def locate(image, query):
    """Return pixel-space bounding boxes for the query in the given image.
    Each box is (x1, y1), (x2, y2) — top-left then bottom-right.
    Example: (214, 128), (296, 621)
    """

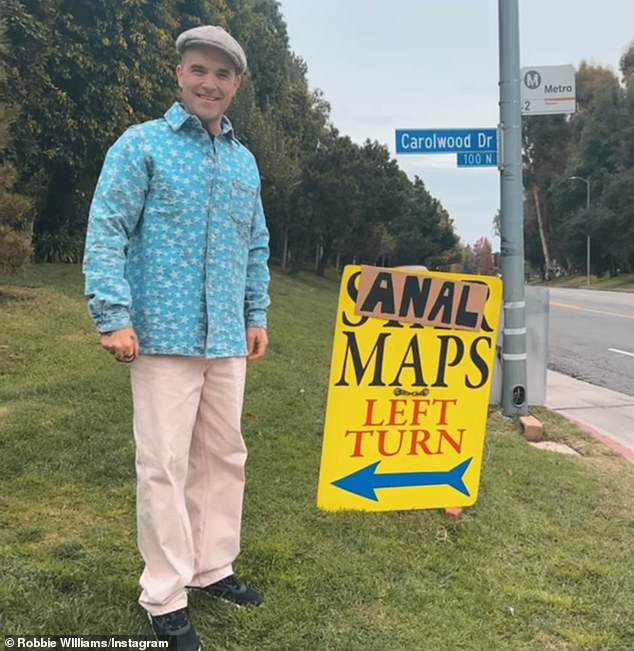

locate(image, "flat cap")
(175, 25), (247, 74)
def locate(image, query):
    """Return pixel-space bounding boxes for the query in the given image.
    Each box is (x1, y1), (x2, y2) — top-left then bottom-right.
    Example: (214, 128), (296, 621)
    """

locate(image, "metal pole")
(586, 180), (591, 288)
(499, 0), (528, 415)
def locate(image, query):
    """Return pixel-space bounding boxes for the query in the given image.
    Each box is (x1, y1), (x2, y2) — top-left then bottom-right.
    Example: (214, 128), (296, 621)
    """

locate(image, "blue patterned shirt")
(83, 102), (270, 358)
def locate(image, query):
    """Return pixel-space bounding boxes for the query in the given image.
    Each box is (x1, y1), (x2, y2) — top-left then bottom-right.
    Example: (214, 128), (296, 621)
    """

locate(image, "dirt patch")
(0, 288), (36, 305)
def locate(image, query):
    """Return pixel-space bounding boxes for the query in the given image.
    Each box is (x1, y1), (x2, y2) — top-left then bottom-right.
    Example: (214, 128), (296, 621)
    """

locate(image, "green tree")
(0, 15), (32, 270)
(390, 177), (459, 269)
(462, 244), (476, 274)
(619, 41), (634, 86)
(522, 113), (571, 277)
(4, 0), (189, 256)
(346, 140), (411, 265)
(298, 129), (363, 275)
(521, 59), (634, 278)
(2, 0), (462, 274)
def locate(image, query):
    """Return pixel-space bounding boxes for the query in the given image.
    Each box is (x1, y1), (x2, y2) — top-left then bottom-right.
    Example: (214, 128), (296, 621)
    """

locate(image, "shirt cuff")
(96, 308), (132, 334)
(246, 310), (267, 329)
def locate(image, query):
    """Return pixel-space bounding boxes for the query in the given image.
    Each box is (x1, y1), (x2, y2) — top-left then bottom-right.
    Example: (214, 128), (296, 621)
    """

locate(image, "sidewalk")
(546, 370), (634, 462)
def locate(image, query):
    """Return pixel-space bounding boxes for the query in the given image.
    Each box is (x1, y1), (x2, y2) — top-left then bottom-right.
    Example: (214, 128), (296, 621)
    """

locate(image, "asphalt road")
(549, 287), (634, 396)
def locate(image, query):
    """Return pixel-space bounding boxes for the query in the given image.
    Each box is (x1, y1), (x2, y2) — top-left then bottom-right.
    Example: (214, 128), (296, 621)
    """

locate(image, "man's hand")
(247, 327), (268, 361)
(100, 327), (139, 363)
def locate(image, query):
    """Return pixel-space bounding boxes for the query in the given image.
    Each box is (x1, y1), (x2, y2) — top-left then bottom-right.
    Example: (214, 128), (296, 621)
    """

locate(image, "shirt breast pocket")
(229, 179), (257, 240)
(147, 179), (188, 217)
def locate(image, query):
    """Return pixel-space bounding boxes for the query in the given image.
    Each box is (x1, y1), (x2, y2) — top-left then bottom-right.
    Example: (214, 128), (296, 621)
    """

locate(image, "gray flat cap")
(176, 25), (247, 74)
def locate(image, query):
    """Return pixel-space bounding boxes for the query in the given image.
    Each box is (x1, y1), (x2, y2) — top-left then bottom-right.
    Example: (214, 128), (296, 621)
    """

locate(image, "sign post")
(498, 0), (528, 415)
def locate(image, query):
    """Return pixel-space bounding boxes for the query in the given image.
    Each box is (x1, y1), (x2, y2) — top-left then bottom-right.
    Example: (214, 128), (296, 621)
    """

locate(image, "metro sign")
(521, 64), (576, 116)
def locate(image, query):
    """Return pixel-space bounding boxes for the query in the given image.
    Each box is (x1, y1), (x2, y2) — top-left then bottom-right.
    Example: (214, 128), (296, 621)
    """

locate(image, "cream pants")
(130, 355), (248, 615)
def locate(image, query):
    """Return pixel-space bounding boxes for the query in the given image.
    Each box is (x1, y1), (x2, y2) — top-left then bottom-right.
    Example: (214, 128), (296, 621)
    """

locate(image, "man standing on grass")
(83, 25), (270, 651)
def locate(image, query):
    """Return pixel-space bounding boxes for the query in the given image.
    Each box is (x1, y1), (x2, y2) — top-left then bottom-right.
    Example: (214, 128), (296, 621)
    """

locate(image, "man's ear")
(176, 64), (184, 89)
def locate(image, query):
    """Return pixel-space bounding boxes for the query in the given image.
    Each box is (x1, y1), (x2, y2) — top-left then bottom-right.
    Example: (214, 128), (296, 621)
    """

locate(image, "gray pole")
(586, 180), (591, 288)
(499, 0), (528, 415)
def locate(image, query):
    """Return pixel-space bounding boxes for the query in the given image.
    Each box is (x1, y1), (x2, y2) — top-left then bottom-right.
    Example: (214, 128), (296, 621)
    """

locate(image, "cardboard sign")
(317, 265), (502, 512)
(356, 265), (488, 331)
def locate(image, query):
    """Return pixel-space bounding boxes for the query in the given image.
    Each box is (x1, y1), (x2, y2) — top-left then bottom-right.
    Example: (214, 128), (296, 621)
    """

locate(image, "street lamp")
(568, 176), (591, 288)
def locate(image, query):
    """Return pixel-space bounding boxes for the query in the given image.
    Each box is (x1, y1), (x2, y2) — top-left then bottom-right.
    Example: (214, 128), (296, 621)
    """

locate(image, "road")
(549, 287), (634, 396)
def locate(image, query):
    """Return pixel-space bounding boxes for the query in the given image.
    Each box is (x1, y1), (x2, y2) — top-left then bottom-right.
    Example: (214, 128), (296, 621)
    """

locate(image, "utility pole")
(498, 0), (528, 415)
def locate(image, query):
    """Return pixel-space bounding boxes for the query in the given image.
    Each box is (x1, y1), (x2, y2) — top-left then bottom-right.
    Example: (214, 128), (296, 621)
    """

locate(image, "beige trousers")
(130, 354), (248, 616)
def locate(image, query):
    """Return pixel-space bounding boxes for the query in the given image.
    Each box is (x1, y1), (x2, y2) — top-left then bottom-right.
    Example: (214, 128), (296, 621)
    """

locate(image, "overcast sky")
(277, 0), (634, 248)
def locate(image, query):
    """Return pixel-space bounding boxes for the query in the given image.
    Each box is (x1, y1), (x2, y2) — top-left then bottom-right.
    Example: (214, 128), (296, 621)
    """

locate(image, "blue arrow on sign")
(331, 458), (473, 502)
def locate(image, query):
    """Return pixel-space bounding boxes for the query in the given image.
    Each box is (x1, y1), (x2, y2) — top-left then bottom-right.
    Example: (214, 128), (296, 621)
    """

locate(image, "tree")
(522, 113), (571, 277)
(343, 140), (410, 266)
(619, 41), (634, 86)
(0, 15), (32, 270)
(472, 237), (495, 275)
(390, 177), (459, 269)
(462, 244), (476, 274)
(1, 0), (462, 274)
(521, 58), (634, 278)
(299, 130), (363, 275)
(3, 0), (188, 256)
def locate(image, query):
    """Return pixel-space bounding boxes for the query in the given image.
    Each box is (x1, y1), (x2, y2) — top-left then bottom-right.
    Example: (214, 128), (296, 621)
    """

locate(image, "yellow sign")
(317, 265), (502, 512)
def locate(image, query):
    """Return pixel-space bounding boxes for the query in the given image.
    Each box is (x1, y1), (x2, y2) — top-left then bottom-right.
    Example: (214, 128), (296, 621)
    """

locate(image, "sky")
(277, 0), (634, 248)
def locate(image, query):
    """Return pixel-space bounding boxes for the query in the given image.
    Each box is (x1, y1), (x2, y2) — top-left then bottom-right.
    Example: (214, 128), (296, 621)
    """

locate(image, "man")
(83, 25), (270, 651)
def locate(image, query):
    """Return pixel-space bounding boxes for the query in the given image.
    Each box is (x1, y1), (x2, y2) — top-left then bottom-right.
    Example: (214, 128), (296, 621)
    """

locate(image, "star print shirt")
(83, 102), (270, 358)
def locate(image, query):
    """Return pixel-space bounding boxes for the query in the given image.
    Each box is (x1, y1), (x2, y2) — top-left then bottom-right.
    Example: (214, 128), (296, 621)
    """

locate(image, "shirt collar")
(164, 102), (236, 140)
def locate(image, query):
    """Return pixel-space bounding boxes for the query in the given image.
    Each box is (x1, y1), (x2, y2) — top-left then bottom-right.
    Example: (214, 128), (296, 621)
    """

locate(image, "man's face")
(176, 47), (242, 134)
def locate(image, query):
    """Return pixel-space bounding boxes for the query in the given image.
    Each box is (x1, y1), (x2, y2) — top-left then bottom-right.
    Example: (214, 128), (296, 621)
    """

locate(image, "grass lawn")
(533, 272), (634, 291)
(1, 264), (633, 651)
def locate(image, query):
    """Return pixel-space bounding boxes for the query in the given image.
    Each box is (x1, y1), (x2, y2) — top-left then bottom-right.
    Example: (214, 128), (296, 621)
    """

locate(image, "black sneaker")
(192, 574), (263, 607)
(148, 607), (201, 651)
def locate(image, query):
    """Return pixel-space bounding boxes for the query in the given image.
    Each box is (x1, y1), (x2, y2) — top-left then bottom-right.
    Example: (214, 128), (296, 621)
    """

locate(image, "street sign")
(396, 128), (497, 155)
(521, 65), (576, 116)
(317, 265), (502, 512)
(457, 151), (497, 167)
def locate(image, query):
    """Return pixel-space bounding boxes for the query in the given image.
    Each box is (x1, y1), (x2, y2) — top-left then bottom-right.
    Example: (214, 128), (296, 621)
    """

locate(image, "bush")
(0, 225), (32, 271)
(35, 231), (84, 263)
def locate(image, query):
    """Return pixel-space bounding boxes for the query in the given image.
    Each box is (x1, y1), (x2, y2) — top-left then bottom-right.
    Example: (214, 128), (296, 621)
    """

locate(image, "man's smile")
(195, 92), (221, 103)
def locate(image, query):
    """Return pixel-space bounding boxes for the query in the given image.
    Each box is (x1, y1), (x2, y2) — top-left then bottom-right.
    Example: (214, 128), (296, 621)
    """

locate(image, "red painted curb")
(558, 413), (634, 463)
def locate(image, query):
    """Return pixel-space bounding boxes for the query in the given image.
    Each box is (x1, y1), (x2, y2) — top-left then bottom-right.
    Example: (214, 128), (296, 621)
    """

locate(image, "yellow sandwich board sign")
(317, 265), (502, 512)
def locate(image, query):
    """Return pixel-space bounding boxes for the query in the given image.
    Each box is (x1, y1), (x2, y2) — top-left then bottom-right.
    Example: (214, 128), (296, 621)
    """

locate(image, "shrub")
(0, 225), (32, 271)
(34, 231), (84, 264)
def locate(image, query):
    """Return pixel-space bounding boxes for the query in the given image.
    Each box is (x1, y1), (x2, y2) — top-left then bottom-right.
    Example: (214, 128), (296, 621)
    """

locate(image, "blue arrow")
(331, 458), (473, 502)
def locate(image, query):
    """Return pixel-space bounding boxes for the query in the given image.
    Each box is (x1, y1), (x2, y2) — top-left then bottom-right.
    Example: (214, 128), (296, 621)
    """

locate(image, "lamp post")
(568, 176), (591, 288)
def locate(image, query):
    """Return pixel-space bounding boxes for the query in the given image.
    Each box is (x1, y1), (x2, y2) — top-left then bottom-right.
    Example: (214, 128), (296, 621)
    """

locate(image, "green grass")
(533, 272), (634, 291)
(1, 264), (634, 650)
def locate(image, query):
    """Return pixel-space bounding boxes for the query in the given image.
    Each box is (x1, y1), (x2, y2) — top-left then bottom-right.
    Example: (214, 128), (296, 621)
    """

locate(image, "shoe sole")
(146, 612), (203, 650)
(186, 586), (262, 608)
